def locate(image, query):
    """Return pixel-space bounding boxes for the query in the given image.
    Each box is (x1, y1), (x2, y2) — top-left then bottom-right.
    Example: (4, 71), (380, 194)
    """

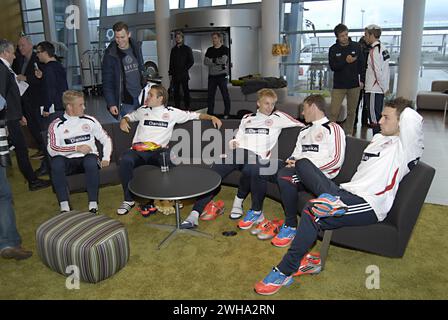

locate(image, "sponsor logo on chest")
(143, 120), (169, 128)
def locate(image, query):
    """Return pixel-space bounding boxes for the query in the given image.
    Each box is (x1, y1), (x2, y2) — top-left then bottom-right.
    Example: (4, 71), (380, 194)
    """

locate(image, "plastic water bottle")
(160, 150), (169, 173)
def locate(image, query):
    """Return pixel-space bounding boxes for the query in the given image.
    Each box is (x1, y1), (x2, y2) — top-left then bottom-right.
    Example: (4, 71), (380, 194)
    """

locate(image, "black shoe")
(34, 166), (49, 177)
(29, 178), (51, 191)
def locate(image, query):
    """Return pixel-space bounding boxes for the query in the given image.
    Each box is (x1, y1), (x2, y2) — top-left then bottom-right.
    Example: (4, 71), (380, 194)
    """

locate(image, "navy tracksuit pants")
(276, 158), (378, 276)
(51, 154), (99, 203)
(192, 149), (275, 213)
(119, 148), (172, 202)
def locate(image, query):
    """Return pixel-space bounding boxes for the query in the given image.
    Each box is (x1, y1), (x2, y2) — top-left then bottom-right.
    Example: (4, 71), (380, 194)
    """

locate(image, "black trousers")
(119, 148), (173, 202)
(6, 119), (37, 183)
(172, 77), (191, 110)
(22, 102), (44, 152)
(207, 75), (231, 116)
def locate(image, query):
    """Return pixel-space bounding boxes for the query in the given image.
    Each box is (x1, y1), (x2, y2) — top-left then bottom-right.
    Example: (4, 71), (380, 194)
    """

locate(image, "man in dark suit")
(0, 39), (50, 191)
(169, 31), (194, 110)
(12, 36), (46, 161)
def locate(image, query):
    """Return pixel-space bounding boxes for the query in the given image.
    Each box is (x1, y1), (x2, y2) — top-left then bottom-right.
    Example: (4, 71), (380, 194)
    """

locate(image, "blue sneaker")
(271, 224), (296, 247)
(309, 193), (348, 218)
(254, 267), (294, 295)
(237, 210), (264, 230)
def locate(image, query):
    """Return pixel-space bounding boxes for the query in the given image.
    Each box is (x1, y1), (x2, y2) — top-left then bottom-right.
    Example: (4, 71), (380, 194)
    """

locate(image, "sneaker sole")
(200, 207), (225, 221)
(271, 239), (294, 248)
(254, 279), (294, 295)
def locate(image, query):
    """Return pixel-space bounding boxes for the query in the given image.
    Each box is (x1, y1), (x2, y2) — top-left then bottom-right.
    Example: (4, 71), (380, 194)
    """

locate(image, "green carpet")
(1, 157), (447, 300)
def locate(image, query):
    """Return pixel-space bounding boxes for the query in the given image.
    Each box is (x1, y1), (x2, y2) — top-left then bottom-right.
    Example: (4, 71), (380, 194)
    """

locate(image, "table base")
(146, 200), (213, 249)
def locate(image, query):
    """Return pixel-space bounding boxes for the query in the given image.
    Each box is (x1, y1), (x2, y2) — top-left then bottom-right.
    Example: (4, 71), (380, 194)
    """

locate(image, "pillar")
(396, 0), (426, 102)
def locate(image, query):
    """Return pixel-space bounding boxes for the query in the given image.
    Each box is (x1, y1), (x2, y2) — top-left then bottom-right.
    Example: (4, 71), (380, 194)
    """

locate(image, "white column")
(155, 0), (171, 88)
(73, 0), (93, 88)
(261, 0), (280, 77)
(40, 0), (57, 42)
(396, 0), (426, 101)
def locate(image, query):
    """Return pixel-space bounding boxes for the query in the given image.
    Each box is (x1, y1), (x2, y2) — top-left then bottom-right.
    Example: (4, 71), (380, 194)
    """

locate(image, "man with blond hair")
(117, 84), (222, 215)
(47, 90), (112, 213)
(181, 88), (304, 229)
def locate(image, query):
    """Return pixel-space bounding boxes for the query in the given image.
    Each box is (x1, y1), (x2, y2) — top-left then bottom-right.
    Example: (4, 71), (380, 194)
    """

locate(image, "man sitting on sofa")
(117, 84), (222, 215)
(180, 88), (304, 229)
(254, 97), (424, 295)
(47, 90), (112, 213)
(248, 94), (346, 243)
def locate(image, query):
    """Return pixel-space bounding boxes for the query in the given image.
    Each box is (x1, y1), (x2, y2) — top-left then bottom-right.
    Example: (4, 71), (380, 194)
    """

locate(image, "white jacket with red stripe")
(232, 110), (304, 159)
(365, 40), (390, 94)
(340, 108), (424, 221)
(47, 113), (112, 161)
(290, 117), (346, 179)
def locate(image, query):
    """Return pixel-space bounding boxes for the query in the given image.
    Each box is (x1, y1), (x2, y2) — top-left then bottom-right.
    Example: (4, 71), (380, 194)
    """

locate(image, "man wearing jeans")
(204, 32), (231, 118)
(255, 98), (424, 295)
(328, 24), (365, 136)
(0, 89), (33, 260)
(102, 21), (145, 118)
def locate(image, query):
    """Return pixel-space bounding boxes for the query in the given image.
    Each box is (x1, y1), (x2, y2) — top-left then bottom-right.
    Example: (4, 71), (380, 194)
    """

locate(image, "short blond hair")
(63, 90), (84, 109)
(257, 88), (278, 102)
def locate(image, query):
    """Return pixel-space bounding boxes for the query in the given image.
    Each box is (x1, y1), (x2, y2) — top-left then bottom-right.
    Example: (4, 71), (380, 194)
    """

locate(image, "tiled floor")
(84, 95), (447, 205)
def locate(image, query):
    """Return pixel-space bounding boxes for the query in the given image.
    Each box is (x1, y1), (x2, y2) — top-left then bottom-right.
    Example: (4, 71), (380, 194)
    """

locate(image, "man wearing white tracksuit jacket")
(364, 24), (390, 135)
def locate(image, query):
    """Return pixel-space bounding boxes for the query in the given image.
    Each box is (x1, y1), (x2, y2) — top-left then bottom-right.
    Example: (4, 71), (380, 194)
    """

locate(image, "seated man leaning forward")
(248, 94), (346, 242)
(117, 84), (222, 215)
(254, 97), (424, 295)
(180, 88), (304, 229)
(47, 90), (112, 214)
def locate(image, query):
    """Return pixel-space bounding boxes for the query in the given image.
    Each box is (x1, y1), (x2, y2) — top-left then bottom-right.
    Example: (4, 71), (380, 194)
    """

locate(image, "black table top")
(128, 165), (222, 201)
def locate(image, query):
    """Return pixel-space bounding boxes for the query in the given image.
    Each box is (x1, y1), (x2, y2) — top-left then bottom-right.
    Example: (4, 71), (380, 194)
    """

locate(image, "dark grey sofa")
(65, 119), (435, 259)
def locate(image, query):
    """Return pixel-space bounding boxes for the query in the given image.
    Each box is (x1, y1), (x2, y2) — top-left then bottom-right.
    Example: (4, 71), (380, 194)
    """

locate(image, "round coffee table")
(128, 165), (221, 249)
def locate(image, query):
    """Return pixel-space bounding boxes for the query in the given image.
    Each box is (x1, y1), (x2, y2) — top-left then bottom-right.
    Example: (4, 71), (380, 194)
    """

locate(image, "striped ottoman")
(36, 212), (130, 283)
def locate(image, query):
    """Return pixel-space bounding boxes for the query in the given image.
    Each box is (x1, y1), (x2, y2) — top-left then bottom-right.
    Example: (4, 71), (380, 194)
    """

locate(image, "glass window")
(184, 0), (198, 8)
(143, 0), (155, 11)
(23, 0), (41, 10)
(300, 0), (343, 31)
(86, 0), (101, 18)
(26, 21), (44, 34)
(231, 0), (260, 4)
(345, 0), (404, 29)
(23, 10), (42, 22)
(212, 0), (226, 5)
(424, 0), (448, 27)
(89, 20), (100, 42)
(170, 0), (179, 9)
(107, 0), (124, 16)
(29, 33), (45, 45)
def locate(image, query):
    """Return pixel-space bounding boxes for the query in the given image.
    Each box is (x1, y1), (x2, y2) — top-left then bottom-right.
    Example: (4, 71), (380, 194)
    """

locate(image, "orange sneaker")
(293, 252), (322, 276)
(200, 200), (225, 221)
(250, 218), (270, 235)
(257, 219), (284, 240)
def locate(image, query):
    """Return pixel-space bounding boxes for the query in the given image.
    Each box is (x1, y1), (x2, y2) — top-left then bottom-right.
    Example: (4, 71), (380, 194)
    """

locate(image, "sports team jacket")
(364, 40), (390, 94)
(232, 110), (304, 159)
(289, 117), (346, 179)
(47, 113), (112, 161)
(340, 108), (424, 221)
(124, 105), (200, 147)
